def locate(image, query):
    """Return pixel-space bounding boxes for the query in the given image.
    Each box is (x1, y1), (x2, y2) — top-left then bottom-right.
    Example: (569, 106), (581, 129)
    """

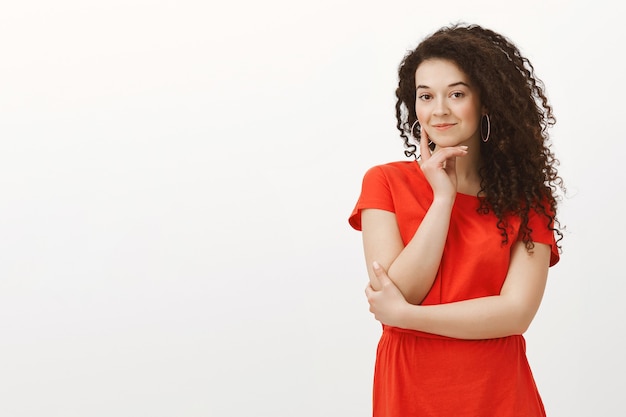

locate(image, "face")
(414, 58), (484, 149)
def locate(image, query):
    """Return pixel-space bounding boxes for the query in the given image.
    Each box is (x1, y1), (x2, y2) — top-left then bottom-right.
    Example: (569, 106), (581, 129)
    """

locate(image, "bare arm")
(365, 241), (551, 340)
(362, 199), (453, 305)
(362, 136), (468, 305)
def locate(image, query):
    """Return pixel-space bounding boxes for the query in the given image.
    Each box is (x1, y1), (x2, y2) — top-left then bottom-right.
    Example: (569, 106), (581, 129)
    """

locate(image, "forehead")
(415, 58), (469, 87)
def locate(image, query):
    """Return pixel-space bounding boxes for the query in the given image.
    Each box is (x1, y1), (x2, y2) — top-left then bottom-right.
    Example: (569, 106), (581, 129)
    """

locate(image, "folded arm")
(365, 241), (551, 340)
(362, 198), (453, 305)
(361, 143), (468, 305)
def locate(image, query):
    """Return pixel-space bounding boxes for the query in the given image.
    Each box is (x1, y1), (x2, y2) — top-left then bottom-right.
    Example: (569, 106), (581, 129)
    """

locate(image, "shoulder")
(362, 161), (419, 183)
(350, 161), (422, 231)
(368, 160), (416, 173)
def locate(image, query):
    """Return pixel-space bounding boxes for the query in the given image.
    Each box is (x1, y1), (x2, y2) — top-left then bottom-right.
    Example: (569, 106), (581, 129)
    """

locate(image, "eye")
(450, 91), (465, 98)
(417, 93), (432, 101)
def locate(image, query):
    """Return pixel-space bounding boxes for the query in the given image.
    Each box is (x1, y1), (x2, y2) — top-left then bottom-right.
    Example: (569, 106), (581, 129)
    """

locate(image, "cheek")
(415, 107), (428, 123)
(460, 105), (481, 129)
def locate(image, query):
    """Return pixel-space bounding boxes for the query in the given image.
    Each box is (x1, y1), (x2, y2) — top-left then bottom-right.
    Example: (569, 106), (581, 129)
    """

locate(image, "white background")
(0, 0), (623, 416)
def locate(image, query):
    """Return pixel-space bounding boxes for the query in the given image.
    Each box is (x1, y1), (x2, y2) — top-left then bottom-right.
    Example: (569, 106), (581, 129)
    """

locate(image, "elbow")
(389, 276), (429, 305)
(512, 321), (531, 336)
(497, 289), (543, 336)
(508, 307), (538, 335)
(403, 289), (428, 306)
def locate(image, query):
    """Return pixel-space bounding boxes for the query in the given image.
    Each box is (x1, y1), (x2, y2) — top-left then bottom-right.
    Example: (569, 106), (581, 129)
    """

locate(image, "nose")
(432, 97), (449, 116)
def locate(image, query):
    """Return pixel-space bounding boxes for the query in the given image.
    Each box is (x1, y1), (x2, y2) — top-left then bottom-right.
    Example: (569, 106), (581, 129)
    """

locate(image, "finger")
(372, 261), (390, 284)
(444, 152), (456, 175)
(425, 146), (468, 165)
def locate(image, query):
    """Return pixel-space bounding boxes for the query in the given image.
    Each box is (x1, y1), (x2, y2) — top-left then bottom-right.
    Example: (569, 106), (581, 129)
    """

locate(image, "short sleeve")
(348, 166), (395, 231)
(520, 202), (561, 267)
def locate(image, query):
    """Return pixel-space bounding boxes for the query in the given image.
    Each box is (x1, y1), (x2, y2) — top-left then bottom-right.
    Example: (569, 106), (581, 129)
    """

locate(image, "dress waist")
(382, 324), (523, 342)
(383, 324), (453, 340)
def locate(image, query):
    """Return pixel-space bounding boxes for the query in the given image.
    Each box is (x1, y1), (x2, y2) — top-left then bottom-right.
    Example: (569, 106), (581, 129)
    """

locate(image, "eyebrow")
(416, 81), (470, 89)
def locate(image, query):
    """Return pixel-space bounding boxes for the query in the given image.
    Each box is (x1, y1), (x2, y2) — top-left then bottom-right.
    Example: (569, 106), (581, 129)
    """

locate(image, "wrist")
(431, 195), (455, 209)
(397, 303), (417, 330)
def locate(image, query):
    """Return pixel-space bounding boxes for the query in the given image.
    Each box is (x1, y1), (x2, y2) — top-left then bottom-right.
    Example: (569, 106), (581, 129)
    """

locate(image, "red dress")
(349, 161), (559, 417)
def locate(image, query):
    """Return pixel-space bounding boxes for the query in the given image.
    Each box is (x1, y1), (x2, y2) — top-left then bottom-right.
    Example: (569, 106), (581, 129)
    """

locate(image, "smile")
(432, 123), (456, 130)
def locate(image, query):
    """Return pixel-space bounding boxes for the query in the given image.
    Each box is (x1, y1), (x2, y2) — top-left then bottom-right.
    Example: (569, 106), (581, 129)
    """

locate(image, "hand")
(365, 261), (410, 328)
(419, 129), (468, 200)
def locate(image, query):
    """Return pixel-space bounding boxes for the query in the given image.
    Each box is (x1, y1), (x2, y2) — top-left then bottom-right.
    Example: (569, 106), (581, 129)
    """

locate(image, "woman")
(348, 23), (564, 416)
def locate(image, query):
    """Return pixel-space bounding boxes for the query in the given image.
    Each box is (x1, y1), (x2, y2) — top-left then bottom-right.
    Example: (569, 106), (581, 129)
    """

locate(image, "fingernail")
(460, 145), (468, 150)
(373, 261), (380, 269)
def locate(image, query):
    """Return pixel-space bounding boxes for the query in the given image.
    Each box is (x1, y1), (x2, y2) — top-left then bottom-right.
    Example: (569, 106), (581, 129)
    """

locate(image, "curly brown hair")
(395, 23), (564, 252)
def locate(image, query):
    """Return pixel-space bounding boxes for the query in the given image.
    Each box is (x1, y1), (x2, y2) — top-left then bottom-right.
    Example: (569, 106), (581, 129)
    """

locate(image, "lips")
(432, 123), (456, 130)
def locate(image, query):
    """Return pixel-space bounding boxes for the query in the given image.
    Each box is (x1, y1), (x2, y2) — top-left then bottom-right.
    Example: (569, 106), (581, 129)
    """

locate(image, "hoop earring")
(410, 120), (432, 146)
(410, 120), (421, 140)
(481, 114), (491, 143)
